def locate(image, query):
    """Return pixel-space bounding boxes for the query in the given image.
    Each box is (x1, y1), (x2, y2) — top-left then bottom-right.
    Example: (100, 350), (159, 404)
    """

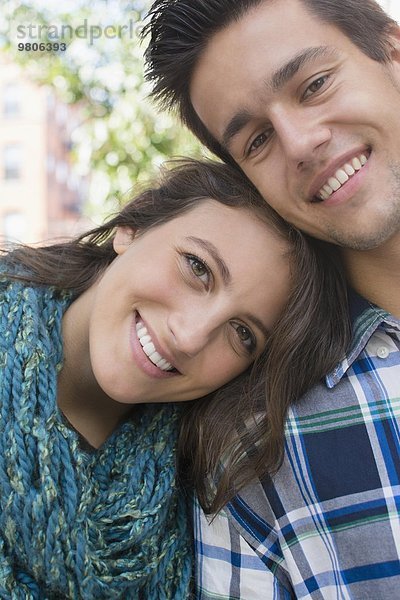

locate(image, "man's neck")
(342, 235), (400, 319)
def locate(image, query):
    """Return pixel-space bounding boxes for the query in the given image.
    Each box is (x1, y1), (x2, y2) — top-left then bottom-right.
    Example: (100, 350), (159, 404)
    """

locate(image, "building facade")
(0, 58), (87, 244)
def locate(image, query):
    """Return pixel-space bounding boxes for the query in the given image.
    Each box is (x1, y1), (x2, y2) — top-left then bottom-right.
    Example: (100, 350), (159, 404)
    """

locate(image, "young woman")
(0, 159), (349, 598)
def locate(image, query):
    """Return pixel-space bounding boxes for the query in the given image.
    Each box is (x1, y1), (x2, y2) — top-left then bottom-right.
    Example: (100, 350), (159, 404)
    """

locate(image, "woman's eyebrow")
(186, 236), (231, 285)
(243, 313), (270, 340)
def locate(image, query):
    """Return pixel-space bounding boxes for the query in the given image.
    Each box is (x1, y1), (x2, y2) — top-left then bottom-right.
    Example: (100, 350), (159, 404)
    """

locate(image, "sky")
(379, 0), (400, 22)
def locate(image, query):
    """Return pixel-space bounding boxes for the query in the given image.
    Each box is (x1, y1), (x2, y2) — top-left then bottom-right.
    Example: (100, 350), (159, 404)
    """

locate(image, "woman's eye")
(186, 255), (211, 286)
(231, 322), (256, 353)
(303, 75), (328, 99)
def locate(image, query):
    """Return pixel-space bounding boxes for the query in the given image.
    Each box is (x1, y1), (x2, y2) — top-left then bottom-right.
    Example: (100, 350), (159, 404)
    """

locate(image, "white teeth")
(153, 355), (164, 366)
(328, 177), (341, 191)
(316, 153), (369, 200)
(336, 169), (349, 184)
(344, 163), (355, 176)
(142, 342), (155, 356)
(137, 326), (147, 338)
(135, 320), (174, 371)
(149, 352), (170, 369)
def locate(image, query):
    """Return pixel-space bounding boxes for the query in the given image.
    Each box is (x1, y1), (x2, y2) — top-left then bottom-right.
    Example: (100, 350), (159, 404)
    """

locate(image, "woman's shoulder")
(0, 257), (71, 310)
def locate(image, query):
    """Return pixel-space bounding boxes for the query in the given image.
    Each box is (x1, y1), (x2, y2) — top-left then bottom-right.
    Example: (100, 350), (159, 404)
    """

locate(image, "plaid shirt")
(195, 292), (400, 599)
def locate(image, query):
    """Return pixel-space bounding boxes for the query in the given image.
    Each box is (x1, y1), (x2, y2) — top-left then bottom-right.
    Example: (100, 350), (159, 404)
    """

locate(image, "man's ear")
(113, 226), (136, 255)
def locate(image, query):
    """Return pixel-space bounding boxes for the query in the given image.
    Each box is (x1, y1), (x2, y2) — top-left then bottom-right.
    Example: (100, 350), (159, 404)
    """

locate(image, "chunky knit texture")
(0, 275), (193, 599)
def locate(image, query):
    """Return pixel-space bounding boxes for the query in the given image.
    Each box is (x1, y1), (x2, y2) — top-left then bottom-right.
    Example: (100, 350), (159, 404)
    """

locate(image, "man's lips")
(309, 148), (370, 202)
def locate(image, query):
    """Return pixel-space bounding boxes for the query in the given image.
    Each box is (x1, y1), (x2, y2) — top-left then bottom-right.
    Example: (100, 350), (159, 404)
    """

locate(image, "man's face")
(190, 0), (400, 249)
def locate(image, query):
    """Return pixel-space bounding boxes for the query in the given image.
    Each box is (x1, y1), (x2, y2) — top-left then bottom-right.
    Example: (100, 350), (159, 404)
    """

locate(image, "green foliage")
(3, 0), (204, 211)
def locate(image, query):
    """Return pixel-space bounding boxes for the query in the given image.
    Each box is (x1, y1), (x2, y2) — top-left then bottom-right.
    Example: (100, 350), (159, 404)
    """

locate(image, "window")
(3, 84), (20, 117)
(4, 144), (21, 180)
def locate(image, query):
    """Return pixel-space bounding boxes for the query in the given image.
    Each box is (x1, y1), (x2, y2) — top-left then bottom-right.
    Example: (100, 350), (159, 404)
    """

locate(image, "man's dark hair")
(142, 0), (396, 162)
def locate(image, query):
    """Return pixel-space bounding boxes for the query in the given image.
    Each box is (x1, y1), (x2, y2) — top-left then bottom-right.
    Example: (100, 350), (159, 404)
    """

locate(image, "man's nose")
(272, 106), (331, 168)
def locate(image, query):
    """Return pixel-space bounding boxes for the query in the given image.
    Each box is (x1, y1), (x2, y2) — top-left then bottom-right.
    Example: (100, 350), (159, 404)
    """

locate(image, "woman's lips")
(136, 320), (175, 371)
(130, 313), (179, 379)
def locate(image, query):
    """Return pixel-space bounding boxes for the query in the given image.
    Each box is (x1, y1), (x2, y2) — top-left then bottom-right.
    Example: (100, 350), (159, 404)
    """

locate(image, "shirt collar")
(326, 288), (393, 388)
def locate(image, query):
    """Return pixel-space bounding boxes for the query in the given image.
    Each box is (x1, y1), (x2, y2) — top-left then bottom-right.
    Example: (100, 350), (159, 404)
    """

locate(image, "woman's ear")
(388, 24), (400, 64)
(113, 226), (136, 255)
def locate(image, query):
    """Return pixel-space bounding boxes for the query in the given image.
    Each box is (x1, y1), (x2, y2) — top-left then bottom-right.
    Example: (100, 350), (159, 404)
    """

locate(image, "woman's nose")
(168, 304), (227, 357)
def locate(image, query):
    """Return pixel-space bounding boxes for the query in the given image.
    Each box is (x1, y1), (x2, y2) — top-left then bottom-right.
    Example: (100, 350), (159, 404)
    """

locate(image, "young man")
(143, 1), (400, 597)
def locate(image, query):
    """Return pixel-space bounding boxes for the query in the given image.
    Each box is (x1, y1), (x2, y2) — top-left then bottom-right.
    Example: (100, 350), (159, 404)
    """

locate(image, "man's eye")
(303, 75), (328, 99)
(231, 322), (256, 353)
(248, 131), (270, 155)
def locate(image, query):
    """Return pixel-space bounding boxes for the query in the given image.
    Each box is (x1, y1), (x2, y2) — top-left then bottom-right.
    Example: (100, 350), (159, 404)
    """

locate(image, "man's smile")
(314, 153), (369, 201)
(309, 148), (371, 203)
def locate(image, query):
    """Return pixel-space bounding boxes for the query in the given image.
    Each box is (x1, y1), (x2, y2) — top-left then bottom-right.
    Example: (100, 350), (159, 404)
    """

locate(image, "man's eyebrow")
(222, 110), (252, 151)
(270, 45), (337, 92)
(186, 236), (231, 285)
(221, 46), (337, 151)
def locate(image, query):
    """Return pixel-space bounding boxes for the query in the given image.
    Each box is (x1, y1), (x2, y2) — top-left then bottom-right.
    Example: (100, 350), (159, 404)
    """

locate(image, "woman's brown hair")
(2, 159), (351, 513)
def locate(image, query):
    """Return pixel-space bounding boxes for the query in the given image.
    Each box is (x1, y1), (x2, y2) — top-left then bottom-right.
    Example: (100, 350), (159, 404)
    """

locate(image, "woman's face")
(89, 199), (291, 404)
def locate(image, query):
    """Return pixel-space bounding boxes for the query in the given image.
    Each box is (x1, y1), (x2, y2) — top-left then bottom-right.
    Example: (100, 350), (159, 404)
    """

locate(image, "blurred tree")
(2, 0), (204, 213)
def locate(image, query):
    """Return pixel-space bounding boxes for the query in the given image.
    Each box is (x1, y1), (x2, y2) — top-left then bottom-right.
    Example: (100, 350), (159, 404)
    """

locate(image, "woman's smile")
(131, 311), (180, 379)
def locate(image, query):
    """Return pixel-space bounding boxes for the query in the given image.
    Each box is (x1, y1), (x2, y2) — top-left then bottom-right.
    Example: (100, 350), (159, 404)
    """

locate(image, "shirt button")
(377, 346), (389, 359)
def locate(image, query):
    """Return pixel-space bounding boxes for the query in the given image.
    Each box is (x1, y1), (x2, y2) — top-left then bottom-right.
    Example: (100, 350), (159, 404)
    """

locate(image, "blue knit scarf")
(0, 276), (193, 598)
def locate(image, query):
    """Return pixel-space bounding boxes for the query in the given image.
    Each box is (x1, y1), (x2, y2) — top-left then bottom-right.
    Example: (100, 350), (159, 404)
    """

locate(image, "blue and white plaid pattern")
(195, 293), (400, 599)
